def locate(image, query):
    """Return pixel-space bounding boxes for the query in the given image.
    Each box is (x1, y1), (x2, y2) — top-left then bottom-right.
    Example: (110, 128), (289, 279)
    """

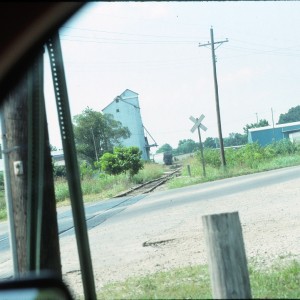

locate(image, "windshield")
(1, 2), (300, 300)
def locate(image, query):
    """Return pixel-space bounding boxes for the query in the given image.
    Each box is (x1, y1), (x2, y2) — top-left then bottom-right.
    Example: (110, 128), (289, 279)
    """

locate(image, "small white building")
(102, 89), (157, 160)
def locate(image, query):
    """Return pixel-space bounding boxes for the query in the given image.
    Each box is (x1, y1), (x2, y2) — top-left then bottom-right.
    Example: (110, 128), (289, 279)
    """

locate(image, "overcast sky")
(44, 1), (300, 150)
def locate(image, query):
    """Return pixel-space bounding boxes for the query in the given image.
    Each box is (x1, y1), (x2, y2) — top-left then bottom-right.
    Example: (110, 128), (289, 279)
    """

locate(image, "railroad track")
(115, 166), (181, 197)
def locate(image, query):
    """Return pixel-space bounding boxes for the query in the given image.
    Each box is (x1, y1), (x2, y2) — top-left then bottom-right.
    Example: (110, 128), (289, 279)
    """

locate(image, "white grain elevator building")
(102, 89), (156, 160)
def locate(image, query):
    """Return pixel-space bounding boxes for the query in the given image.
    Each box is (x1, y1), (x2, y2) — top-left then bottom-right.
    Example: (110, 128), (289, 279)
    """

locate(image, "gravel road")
(62, 166), (300, 298)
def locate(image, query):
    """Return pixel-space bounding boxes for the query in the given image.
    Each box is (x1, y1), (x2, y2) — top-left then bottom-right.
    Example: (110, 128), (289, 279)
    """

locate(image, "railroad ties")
(115, 167), (181, 197)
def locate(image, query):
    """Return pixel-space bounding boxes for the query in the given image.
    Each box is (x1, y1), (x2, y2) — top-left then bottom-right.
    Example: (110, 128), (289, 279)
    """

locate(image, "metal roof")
(248, 121), (300, 132)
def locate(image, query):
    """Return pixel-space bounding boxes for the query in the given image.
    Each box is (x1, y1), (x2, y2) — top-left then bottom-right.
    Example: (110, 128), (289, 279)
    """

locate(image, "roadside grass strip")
(96, 258), (300, 299)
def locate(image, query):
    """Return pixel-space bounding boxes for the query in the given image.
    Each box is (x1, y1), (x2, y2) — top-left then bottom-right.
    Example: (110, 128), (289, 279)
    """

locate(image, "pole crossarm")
(199, 38), (228, 48)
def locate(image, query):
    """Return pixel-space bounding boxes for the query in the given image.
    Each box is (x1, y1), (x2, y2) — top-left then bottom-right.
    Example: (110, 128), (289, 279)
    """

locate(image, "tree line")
(156, 105), (300, 156)
(52, 107), (144, 178)
(52, 104), (300, 173)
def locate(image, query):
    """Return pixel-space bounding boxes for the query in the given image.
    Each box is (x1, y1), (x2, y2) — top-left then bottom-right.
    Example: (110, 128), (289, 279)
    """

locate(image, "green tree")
(156, 143), (173, 154)
(115, 146), (144, 177)
(223, 133), (248, 147)
(52, 164), (67, 179)
(277, 105), (300, 124)
(204, 137), (218, 148)
(97, 152), (122, 176)
(176, 139), (198, 154)
(73, 107), (131, 165)
(243, 119), (269, 135)
(97, 146), (143, 177)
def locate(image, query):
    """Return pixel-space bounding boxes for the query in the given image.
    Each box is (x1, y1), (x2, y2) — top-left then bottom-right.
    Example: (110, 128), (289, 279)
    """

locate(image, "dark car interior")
(0, 3), (87, 299)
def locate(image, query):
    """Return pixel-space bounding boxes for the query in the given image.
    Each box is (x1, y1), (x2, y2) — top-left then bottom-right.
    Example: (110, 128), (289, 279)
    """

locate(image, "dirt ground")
(62, 168), (300, 298)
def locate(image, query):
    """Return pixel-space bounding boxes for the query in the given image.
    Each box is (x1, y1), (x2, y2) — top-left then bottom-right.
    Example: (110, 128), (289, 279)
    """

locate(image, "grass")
(0, 164), (167, 216)
(54, 174), (131, 205)
(97, 265), (210, 300)
(1, 153), (300, 215)
(249, 257), (300, 299)
(0, 191), (6, 220)
(95, 258), (300, 299)
(54, 162), (168, 207)
(167, 154), (300, 190)
(0, 154), (299, 298)
(131, 162), (166, 184)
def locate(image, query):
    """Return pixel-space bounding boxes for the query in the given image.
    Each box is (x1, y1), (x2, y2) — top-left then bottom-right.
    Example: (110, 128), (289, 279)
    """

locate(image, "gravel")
(61, 167), (300, 298)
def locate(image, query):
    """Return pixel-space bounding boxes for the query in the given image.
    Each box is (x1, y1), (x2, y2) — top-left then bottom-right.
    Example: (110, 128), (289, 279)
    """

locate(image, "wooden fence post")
(187, 164), (191, 177)
(202, 211), (252, 299)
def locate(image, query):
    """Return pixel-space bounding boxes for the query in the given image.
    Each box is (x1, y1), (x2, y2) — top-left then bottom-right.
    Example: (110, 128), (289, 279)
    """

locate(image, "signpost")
(190, 114), (207, 177)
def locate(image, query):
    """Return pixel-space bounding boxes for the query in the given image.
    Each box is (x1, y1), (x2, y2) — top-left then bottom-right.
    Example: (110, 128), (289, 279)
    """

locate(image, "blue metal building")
(248, 121), (300, 146)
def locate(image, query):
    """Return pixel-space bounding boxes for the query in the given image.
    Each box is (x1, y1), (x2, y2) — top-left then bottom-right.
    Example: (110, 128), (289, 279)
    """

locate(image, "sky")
(43, 1), (300, 151)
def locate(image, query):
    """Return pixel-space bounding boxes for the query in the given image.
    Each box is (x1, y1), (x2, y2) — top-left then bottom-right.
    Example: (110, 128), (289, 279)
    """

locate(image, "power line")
(60, 27), (300, 57)
(61, 25), (204, 40)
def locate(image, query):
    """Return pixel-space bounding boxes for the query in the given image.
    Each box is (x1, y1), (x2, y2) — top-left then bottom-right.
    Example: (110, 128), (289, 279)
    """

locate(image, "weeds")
(54, 162), (165, 206)
(1, 139), (300, 215)
(96, 258), (300, 299)
(168, 140), (300, 189)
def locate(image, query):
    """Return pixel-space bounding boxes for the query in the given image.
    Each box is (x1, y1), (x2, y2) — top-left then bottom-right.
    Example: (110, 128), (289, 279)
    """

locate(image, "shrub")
(98, 152), (123, 176)
(0, 171), (4, 190)
(270, 139), (297, 155)
(80, 161), (95, 179)
(198, 149), (221, 168)
(98, 146), (144, 177)
(53, 164), (67, 179)
(237, 143), (265, 168)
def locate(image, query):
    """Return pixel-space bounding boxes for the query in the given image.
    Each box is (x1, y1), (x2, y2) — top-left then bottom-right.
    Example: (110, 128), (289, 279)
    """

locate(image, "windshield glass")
(1, 2), (300, 299)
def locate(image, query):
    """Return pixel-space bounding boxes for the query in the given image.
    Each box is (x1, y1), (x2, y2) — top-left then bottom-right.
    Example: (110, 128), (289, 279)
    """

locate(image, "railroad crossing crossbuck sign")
(190, 114), (207, 133)
(189, 114), (207, 177)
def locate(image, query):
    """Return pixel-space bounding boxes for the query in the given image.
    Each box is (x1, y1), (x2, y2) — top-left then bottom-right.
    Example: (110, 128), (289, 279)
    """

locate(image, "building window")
(116, 109), (119, 113)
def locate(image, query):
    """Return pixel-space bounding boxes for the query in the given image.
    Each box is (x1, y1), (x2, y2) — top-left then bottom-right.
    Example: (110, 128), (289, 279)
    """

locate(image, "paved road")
(58, 194), (147, 237)
(59, 164), (300, 297)
(1, 165), (300, 281)
(0, 194), (147, 278)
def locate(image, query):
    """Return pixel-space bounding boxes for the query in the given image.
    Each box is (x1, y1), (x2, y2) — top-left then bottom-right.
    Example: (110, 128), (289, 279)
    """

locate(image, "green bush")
(269, 139), (298, 155)
(0, 172), (4, 190)
(54, 178), (70, 202)
(198, 149), (221, 168)
(225, 148), (243, 167)
(97, 146), (144, 177)
(196, 139), (300, 172)
(80, 161), (95, 179)
(53, 161), (165, 204)
(53, 164), (67, 179)
(238, 142), (265, 168)
(97, 152), (123, 175)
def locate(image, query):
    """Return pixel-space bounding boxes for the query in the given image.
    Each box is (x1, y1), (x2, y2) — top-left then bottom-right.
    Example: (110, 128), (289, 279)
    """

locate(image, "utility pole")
(2, 74), (28, 274)
(199, 27), (228, 168)
(197, 125), (206, 177)
(2, 51), (61, 276)
(255, 113), (259, 124)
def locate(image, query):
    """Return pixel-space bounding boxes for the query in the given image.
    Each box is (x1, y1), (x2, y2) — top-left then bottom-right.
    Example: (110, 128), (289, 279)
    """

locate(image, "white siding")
(102, 89), (149, 160)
